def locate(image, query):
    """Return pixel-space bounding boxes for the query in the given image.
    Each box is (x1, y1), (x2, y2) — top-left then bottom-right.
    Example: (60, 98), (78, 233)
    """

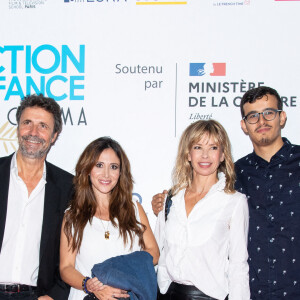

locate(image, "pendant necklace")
(100, 219), (110, 240)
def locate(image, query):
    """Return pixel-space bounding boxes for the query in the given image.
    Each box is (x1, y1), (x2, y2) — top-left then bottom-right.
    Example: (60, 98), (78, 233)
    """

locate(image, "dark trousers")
(158, 282), (227, 300)
(0, 291), (37, 300)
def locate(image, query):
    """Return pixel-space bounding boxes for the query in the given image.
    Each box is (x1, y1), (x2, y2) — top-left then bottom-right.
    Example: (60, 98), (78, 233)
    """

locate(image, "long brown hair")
(171, 120), (236, 195)
(64, 137), (145, 252)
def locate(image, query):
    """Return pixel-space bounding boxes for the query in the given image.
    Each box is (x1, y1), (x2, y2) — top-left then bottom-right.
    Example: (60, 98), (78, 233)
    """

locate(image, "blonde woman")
(155, 120), (250, 300)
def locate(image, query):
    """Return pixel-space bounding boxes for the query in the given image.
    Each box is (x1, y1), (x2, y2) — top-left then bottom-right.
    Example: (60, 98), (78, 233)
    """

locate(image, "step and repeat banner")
(1, 0), (300, 226)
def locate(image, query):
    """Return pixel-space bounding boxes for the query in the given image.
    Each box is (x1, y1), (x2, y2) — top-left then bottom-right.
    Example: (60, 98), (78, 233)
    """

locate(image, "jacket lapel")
(0, 154), (13, 252)
(39, 163), (60, 261)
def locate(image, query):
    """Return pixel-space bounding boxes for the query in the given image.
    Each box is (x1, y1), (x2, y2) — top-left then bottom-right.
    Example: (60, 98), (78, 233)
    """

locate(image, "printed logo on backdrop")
(132, 193), (142, 204)
(136, 0), (187, 5)
(187, 62), (297, 122)
(9, 0), (47, 9)
(0, 44), (87, 128)
(0, 122), (18, 154)
(64, 0), (128, 3)
(213, 0), (250, 7)
(190, 63), (226, 77)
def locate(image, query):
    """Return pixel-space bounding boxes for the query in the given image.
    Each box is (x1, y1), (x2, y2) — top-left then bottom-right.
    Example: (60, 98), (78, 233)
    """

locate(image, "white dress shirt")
(155, 172), (250, 300)
(0, 153), (46, 286)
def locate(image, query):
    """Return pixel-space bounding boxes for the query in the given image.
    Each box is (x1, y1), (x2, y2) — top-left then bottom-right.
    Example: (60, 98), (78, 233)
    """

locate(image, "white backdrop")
(1, 0), (300, 227)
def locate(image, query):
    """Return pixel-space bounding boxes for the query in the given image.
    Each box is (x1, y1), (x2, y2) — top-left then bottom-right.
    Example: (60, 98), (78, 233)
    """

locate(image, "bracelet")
(82, 276), (90, 294)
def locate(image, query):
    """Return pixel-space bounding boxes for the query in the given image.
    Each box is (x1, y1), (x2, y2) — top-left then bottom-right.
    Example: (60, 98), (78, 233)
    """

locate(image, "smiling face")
(188, 135), (224, 179)
(241, 94), (286, 149)
(90, 148), (121, 198)
(17, 107), (57, 160)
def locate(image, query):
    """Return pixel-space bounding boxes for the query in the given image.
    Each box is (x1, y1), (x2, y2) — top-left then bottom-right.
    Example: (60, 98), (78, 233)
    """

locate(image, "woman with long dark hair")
(155, 120), (250, 300)
(60, 137), (159, 300)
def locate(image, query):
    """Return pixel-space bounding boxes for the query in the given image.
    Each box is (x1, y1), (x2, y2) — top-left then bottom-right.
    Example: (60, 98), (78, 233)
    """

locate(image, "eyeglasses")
(243, 108), (282, 124)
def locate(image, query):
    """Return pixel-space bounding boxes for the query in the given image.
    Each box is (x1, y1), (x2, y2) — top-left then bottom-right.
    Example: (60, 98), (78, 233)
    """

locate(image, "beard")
(255, 124), (272, 145)
(259, 137), (270, 145)
(19, 135), (52, 159)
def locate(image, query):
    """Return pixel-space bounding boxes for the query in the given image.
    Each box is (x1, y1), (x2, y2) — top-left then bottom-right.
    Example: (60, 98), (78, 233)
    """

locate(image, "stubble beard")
(254, 124), (272, 146)
(259, 137), (270, 145)
(19, 135), (52, 159)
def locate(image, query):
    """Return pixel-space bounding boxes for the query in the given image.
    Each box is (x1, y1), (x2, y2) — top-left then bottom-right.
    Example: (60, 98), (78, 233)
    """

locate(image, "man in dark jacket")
(0, 94), (73, 300)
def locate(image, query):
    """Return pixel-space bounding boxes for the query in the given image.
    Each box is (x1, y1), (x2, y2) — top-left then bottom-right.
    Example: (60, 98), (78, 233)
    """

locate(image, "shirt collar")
(252, 137), (292, 166)
(11, 152), (47, 181)
(173, 172), (227, 222)
(176, 171), (226, 199)
(214, 172), (226, 192)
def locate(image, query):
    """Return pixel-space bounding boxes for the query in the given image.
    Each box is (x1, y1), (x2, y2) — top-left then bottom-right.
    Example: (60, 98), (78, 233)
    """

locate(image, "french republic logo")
(189, 63), (226, 76)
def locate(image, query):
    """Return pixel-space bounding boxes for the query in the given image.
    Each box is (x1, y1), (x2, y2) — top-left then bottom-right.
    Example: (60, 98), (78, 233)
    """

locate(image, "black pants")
(158, 282), (227, 300)
(0, 291), (37, 300)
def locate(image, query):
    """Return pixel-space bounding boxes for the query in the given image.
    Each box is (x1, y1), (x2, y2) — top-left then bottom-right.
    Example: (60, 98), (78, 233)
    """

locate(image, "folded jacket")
(91, 251), (157, 300)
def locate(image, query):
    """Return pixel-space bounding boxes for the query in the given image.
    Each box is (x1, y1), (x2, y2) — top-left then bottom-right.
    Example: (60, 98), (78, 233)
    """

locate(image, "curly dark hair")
(16, 94), (62, 138)
(240, 86), (282, 118)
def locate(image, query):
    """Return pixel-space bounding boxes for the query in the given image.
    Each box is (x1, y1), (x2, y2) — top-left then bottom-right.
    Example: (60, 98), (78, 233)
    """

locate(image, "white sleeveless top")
(68, 201), (141, 300)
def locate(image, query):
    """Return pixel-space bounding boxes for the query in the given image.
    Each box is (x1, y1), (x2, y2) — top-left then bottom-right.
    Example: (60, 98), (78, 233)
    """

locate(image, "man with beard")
(0, 94), (73, 300)
(152, 86), (300, 299)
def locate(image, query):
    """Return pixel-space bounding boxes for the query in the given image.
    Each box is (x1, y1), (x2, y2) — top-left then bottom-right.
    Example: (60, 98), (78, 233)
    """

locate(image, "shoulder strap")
(164, 190), (173, 221)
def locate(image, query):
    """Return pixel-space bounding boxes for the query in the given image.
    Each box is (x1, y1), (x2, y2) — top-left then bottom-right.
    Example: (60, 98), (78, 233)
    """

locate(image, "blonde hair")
(171, 120), (236, 195)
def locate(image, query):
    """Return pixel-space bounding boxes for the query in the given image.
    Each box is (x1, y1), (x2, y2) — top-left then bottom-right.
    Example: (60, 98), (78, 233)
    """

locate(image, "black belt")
(159, 282), (228, 300)
(0, 284), (37, 293)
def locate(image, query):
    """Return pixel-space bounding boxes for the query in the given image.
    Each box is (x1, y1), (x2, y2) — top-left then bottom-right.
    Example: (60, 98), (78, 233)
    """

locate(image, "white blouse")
(68, 201), (141, 300)
(155, 173), (250, 300)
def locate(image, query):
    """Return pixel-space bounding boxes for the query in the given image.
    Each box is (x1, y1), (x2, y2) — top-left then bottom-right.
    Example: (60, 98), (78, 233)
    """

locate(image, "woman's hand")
(92, 285), (129, 299)
(86, 277), (104, 292)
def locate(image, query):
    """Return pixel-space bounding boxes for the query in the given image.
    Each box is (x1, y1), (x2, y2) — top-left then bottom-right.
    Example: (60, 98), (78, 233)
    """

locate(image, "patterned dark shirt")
(235, 138), (300, 300)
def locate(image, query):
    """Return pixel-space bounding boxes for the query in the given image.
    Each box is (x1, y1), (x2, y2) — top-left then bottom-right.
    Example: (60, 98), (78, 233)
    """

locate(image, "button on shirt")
(155, 173), (250, 300)
(0, 153), (46, 286)
(235, 138), (300, 300)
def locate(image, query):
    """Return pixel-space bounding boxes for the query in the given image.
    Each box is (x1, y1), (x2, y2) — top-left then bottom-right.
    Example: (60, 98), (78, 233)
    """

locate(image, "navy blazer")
(0, 153), (73, 299)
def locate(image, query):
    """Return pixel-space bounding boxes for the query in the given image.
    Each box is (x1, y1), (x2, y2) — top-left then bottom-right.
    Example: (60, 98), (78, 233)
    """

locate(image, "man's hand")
(38, 296), (53, 300)
(151, 190), (168, 216)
